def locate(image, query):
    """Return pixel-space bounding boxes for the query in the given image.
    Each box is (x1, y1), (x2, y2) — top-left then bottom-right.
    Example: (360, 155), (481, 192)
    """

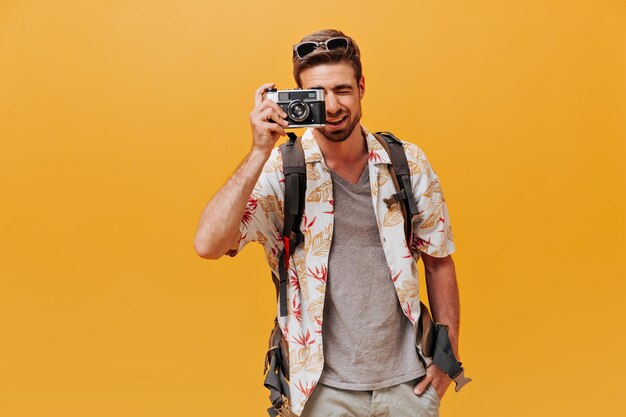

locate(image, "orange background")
(1, 1), (624, 416)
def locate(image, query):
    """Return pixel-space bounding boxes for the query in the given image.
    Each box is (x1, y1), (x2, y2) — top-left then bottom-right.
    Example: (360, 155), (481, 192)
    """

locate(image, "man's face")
(299, 63), (365, 143)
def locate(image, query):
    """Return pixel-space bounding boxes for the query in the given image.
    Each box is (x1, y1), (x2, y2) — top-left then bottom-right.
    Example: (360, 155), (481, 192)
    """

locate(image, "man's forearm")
(193, 148), (271, 259)
(423, 256), (461, 360)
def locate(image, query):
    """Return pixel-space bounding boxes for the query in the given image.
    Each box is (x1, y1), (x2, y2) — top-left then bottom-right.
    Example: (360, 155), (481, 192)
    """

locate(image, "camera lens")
(288, 100), (310, 122)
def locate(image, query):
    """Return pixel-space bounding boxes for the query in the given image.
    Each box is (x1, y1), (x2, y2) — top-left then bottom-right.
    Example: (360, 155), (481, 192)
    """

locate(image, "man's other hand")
(413, 363), (451, 402)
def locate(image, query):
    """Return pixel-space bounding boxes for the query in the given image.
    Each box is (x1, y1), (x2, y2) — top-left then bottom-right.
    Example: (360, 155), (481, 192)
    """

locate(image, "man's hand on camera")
(250, 83), (289, 155)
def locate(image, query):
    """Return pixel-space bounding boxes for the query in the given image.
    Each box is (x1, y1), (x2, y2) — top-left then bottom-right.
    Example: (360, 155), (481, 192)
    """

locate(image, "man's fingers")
(256, 120), (286, 137)
(258, 107), (288, 127)
(257, 107), (272, 121)
(254, 83), (276, 107)
(254, 98), (288, 120)
(265, 122), (286, 136)
(265, 100), (288, 119)
(254, 108), (287, 135)
(413, 377), (432, 395)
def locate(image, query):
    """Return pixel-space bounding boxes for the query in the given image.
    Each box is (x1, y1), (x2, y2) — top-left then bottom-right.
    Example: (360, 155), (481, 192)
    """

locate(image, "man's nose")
(325, 93), (341, 115)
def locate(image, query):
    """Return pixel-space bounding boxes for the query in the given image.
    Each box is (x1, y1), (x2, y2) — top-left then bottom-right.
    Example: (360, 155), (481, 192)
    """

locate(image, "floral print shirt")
(228, 126), (455, 416)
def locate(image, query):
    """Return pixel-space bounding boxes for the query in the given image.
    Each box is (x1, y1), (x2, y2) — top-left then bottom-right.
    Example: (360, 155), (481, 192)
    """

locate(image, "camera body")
(265, 88), (326, 128)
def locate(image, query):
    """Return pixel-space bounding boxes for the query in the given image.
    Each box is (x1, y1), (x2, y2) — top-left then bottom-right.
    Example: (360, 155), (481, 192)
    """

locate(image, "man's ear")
(359, 75), (365, 98)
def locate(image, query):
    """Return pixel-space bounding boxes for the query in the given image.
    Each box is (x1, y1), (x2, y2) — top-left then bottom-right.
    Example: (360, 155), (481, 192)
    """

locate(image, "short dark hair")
(292, 29), (362, 88)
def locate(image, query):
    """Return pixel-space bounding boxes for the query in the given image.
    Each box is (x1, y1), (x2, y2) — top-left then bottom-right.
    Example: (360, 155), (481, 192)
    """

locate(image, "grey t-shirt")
(318, 165), (426, 390)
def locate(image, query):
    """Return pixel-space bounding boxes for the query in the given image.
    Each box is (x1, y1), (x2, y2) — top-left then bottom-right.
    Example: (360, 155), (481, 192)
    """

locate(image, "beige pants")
(299, 377), (440, 417)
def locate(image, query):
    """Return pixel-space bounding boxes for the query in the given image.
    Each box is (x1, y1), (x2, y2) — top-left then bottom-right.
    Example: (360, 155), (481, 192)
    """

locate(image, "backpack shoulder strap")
(275, 132), (306, 317)
(374, 131), (419, 247)
(280, 132), (306, 242)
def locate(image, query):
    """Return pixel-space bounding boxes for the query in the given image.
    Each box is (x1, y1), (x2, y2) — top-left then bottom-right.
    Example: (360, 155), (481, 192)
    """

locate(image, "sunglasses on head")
(293, 37), (350, 59)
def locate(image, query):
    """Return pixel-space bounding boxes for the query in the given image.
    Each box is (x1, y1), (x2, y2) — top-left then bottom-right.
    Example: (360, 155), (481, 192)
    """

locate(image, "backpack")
(263, 131), (471, 417)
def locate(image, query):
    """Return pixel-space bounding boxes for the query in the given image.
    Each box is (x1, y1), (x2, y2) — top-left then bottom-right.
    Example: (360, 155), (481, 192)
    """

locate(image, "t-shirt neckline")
(329, 164), (369, 189)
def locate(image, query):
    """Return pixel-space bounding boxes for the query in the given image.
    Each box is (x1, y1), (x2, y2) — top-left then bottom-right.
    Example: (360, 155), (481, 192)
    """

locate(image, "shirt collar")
(300, 125), (391, 165)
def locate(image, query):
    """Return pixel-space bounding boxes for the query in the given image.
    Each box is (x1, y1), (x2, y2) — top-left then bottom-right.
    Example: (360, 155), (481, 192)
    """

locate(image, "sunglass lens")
(326, 38), (348, 51)
(297, 43), (317, 58)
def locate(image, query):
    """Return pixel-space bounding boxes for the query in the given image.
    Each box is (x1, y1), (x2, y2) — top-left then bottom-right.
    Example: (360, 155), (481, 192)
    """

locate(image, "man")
(194, 29), (462, 417)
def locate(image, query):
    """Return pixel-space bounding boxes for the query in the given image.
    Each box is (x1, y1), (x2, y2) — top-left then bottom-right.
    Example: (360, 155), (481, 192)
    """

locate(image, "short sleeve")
(406, 143), (455, 257)
(226, 148), (285, 264)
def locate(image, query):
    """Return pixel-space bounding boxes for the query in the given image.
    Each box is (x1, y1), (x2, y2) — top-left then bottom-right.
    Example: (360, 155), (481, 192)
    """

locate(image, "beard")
(316, 106), (362, 143)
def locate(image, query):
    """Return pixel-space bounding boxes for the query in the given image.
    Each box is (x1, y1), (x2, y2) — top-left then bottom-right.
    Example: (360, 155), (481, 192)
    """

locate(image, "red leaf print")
(292, 298), (302, 324)
(307, 265), (327, 283)
(392, 270), (402, 282)
(295, 380), (317, 397)
(368, 149), (383, 163)
(292, 329), (315, 347)
(301, 213), (317, 232)
(289, 270), (300, 291)
(416, 236), (431, 248)
(323, 200), (334, 215)
(403, 303), (415, 323)
(242, 196), (258, 226)
(315, 317), (323, 334)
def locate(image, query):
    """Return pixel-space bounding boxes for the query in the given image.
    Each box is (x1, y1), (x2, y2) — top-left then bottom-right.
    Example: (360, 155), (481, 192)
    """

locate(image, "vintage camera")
(265, 88), (326, 128)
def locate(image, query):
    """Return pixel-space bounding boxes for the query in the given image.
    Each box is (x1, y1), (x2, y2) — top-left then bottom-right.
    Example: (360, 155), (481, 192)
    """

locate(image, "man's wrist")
(250, 146), (273, 162)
